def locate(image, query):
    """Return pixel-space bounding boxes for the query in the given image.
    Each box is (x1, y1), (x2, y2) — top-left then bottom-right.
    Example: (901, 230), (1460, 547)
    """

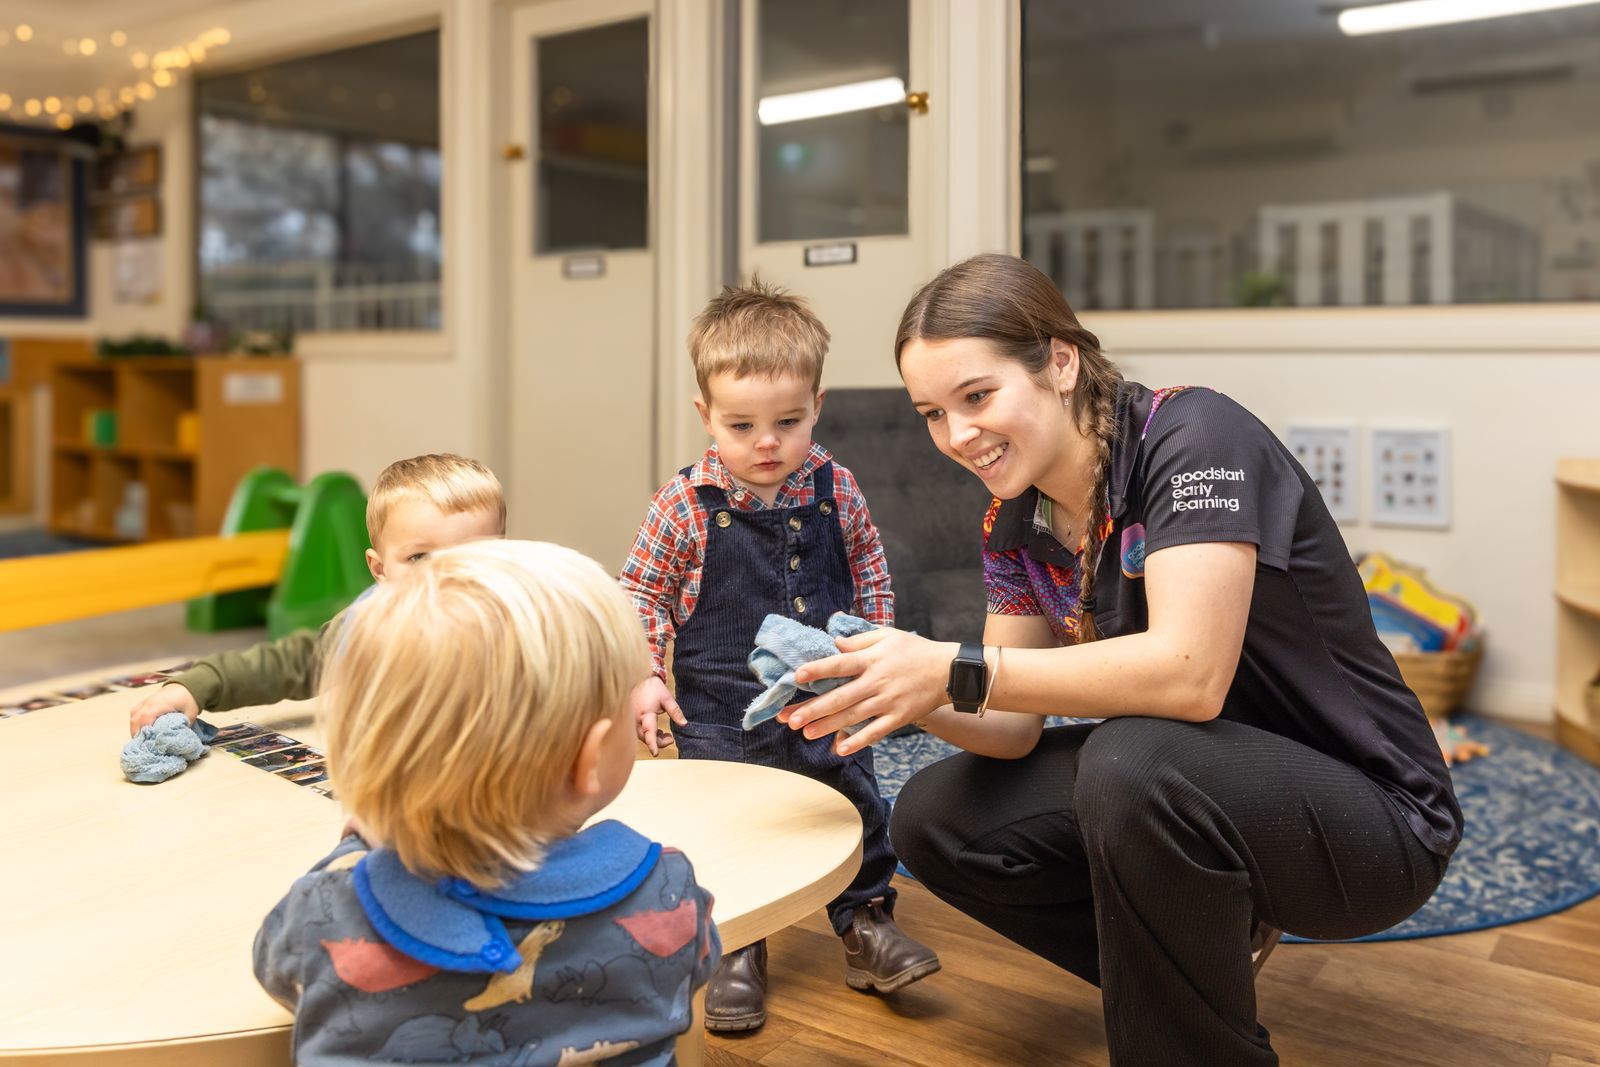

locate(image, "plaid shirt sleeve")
(981, 497), (1041, 617)
(833, 465), (895, 628)
(619, 481), (696, 680)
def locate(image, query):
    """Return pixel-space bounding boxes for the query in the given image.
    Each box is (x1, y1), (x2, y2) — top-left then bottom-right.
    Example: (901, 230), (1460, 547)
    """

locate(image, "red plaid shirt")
(620, 443), (895, 679)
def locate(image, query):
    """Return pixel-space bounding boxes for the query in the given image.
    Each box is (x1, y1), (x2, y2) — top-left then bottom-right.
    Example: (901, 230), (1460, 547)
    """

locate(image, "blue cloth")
(669, 459), (899, 934)
(352, 820), (663, 974)
(254, 825), (720, 1067)
(120, 712), (219, 783)
(742, 611), (877, 729)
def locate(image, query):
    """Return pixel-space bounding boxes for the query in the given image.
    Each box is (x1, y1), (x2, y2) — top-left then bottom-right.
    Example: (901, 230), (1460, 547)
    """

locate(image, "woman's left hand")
(778, 628), (955, 756)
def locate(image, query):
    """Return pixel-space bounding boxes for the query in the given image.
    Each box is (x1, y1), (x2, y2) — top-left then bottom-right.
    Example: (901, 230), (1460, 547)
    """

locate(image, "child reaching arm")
(128, 454), (505, 735)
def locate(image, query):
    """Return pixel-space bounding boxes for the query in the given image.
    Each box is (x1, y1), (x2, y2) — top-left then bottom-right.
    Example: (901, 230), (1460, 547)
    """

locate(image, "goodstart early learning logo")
(1170, 467), (1244, 513)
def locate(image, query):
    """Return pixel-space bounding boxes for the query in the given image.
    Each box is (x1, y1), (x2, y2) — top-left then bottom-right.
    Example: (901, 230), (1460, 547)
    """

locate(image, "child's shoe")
(841, 898), (941, 993)
(704, 939), (768, 1032)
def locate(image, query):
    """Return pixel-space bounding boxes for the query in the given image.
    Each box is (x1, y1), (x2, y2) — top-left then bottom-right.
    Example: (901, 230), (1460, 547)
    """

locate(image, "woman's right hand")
(781, 628), (956, 756)
(128, 683), (200, 737)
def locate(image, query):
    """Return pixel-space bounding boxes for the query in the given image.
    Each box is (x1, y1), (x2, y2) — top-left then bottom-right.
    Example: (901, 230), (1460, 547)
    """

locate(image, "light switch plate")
(1286, 425), (1359, 523)
(1371, 427), (1450, 528)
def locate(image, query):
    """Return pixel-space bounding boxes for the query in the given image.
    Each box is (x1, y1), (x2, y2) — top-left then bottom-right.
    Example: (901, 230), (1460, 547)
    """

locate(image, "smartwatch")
(947, 642), (988, 714)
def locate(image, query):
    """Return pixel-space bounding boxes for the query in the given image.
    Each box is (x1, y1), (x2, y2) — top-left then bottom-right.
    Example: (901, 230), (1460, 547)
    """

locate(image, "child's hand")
(128, 683), (201, 737)
(632, 675), (686, 757)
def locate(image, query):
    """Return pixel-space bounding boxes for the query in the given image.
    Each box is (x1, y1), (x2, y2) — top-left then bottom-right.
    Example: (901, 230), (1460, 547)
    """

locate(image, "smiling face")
(694, 370), (823, 504)
(900, 336), (1084, 502)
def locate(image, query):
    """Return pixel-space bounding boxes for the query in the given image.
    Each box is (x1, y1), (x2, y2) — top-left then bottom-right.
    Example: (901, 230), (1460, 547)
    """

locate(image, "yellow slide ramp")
(0, 530), (290, 632)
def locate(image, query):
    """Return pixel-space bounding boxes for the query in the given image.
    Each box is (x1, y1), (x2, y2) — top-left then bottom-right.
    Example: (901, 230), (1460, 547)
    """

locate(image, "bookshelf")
(1556, 458), (1600, 763)
(48, 357), (300, 542)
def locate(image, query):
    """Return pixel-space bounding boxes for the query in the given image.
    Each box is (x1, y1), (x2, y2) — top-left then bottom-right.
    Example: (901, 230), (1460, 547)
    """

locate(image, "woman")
(779, 254), (1459, 1066)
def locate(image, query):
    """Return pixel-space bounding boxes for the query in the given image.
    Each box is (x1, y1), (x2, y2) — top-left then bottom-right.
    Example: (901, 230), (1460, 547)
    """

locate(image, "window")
(756, 0), (909, 243)
(1021, 2), (1600, 310)
(197, 31), (441, 334)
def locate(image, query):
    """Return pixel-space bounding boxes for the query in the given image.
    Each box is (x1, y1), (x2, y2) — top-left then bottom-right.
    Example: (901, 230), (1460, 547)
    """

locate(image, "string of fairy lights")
(0, 22), (231, 131)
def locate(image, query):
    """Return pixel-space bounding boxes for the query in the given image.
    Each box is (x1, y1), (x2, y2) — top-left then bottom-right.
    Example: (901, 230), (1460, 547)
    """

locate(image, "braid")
(1076, 389), (1117, 644)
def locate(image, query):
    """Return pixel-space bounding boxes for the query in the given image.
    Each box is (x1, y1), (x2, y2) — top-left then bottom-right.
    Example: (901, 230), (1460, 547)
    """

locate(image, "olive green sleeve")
(169, 618), (336, 712)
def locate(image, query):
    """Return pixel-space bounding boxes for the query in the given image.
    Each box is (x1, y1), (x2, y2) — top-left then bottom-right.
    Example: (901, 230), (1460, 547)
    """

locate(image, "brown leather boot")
(704, 939), (767, 1032)
(841, 899), (941, 994)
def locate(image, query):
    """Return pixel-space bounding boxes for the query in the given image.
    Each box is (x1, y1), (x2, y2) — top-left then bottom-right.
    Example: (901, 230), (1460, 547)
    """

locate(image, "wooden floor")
(708, 864), (1600, 1066)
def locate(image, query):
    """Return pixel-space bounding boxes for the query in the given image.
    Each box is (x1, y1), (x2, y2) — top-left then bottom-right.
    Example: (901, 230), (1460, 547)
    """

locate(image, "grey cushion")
(818, 388), (992, 642)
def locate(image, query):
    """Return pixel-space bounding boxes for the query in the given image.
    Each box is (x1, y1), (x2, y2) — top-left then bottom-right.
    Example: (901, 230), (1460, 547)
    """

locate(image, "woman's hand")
(779, 629), (956, 756)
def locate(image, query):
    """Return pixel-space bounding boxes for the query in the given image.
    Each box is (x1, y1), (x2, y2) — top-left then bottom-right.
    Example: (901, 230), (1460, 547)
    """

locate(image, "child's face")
(365, 501), (503, 582)
(694, 370), (823, 504)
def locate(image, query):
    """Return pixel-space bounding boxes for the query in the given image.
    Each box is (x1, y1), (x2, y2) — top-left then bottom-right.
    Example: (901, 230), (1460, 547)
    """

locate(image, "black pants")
(890, 718), (1447, 1066)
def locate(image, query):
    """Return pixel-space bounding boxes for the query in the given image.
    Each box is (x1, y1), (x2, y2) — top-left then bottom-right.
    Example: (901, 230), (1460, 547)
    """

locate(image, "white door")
(508, 0), (655, 572)
(739, 0), (936, 386)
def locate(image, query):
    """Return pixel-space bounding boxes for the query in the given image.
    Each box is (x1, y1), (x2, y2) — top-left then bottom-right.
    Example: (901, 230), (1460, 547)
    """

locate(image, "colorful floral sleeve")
(982, 497), (1041, 616)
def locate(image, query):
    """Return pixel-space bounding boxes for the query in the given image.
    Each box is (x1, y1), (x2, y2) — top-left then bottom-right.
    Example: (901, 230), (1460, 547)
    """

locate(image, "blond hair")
(319, 539), (649, 886)
(366, 454), (506, 546)
(687, 276), (830, 401)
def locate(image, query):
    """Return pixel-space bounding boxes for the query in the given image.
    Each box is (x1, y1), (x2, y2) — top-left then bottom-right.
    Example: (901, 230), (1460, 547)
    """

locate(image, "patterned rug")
(873, 713), (1600, 942)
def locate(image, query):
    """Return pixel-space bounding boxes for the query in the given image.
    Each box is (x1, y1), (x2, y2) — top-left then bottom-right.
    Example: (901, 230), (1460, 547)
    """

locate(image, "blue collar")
(351, 820), (661, 974)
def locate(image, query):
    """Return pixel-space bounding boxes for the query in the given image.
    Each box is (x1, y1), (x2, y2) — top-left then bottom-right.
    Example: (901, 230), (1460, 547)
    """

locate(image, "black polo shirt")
(984, 382), (1461, 857)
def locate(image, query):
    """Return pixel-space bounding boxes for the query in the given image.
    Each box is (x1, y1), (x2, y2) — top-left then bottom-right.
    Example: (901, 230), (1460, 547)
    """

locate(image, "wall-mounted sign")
(223, 371), (287, 406)
(563, 254), (606, 279)
(804, 242), (857, 267)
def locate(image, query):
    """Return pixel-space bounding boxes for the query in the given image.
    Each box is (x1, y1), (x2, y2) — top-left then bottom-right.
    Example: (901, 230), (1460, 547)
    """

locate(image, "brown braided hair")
(894, 254), (1123, 643)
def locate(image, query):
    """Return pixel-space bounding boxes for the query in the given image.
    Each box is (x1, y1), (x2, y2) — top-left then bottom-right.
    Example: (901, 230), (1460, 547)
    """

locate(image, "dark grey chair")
(817, 388), (993, 644)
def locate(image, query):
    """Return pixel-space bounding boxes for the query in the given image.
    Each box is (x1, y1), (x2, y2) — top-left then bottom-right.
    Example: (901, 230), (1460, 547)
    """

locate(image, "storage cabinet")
(48, 357), (300, 541)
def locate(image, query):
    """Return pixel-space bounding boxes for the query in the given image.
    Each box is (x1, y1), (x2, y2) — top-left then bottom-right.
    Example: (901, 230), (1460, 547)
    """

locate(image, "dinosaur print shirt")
(254, 821), (721, 1066)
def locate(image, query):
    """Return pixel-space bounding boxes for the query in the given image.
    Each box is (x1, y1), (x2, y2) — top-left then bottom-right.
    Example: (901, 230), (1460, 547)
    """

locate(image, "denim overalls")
(669, 461), (897, 934)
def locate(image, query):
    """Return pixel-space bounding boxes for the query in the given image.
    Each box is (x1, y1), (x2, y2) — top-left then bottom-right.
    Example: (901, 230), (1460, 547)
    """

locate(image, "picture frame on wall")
(0, 124), (89, 318)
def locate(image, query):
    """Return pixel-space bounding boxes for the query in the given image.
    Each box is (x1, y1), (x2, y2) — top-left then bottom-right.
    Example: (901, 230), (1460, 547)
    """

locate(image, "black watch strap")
(947, 641), (987, 714)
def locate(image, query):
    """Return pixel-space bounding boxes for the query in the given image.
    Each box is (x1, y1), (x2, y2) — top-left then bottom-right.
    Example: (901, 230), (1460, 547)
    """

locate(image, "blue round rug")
(873, 713), (1600, 942)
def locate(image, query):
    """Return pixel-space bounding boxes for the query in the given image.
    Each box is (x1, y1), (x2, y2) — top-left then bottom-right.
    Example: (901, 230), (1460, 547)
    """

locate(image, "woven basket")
(1394, 645), (1483, 721)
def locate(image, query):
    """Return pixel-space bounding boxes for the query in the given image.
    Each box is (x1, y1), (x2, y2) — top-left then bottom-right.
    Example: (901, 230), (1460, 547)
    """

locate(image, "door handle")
(502, 143), (526, 161)
(905, 90), (929, 115)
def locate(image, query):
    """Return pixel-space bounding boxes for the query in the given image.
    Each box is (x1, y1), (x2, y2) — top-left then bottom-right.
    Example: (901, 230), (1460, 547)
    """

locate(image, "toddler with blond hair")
(254, 540), (720, 1065)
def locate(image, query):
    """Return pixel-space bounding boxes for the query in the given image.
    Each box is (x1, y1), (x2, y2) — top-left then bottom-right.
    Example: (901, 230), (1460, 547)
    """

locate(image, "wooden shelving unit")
(48, 357), (300, 542)
(1556, 458), (1600, 762)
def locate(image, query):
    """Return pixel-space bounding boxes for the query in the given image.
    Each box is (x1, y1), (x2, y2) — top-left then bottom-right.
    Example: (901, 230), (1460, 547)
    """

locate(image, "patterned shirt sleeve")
(834, 465), (895, 628)
(981, 497), (1041, 617)
(618, 484), (694, 680)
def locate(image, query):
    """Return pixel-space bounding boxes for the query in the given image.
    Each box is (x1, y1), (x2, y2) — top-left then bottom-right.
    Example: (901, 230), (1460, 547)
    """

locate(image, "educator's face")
(900, 336), (1078, 501)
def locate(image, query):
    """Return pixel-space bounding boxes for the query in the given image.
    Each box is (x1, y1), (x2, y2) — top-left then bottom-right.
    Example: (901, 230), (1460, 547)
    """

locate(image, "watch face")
(948, 655), (986, 708)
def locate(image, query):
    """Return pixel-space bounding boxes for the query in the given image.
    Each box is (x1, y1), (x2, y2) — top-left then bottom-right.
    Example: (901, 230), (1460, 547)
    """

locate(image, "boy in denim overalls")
(620, 279), (940, 1032)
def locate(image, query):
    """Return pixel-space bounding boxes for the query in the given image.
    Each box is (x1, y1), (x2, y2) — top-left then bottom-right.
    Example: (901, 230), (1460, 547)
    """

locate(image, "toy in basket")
(1358, 553), (1486, 765)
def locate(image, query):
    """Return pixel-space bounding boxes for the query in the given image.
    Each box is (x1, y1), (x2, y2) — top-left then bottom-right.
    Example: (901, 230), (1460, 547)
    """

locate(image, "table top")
(0, 685), (862, 1061)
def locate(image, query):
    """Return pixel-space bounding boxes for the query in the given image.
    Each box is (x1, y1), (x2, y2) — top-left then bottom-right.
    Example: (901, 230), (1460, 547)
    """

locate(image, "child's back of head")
(256, 540), (719, 1063)
(323, 538), (646, 885)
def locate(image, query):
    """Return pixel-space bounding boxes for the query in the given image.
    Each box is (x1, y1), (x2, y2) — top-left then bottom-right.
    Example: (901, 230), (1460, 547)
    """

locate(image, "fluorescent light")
(758, 76), (906, 126)
(1339, 0), (1600, 35)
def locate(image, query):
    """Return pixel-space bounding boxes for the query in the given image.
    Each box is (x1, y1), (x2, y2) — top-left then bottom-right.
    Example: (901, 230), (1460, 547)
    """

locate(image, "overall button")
(789, 554), (800, 571)
(715, 511), (732, 528)
(788, 516), (803, 531)
(794, 596), (807, 614)
(819, 501), (833, 516)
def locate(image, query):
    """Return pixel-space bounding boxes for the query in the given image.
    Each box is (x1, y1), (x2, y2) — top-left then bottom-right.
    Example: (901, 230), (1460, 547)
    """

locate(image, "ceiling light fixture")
(758, 76), (907, 126)
(1339, 0), (1600, 35)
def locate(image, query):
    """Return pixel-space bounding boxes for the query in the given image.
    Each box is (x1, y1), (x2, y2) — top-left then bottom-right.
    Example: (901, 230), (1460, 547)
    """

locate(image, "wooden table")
(0, 689), (863, 1066)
